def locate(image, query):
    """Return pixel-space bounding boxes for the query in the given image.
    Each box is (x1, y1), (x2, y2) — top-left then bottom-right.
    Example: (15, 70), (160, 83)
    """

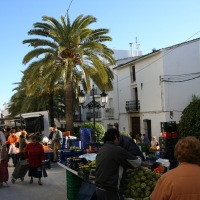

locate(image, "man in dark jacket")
(95, 128), (142, 200)
(119, 134), (145, 161)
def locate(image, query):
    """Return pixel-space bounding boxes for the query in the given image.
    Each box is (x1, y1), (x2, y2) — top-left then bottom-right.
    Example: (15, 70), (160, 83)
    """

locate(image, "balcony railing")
(86, 111), (102, 120)
(125, 100), (140, 112)
(104, 108), (114, 118)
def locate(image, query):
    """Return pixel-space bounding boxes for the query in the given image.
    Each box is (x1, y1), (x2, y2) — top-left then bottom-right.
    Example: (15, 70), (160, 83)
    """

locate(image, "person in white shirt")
(151, 136), (159, 147)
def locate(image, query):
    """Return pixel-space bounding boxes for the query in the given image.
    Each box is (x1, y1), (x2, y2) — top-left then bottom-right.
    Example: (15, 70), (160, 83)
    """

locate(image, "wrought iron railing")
(125, 100), (140, 112)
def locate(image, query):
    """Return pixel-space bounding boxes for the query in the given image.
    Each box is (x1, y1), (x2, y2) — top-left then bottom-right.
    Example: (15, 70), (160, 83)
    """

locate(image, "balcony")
(104, 108), (114, 118)
(125, 100), (140, 112)
(86, 111), (102, 121)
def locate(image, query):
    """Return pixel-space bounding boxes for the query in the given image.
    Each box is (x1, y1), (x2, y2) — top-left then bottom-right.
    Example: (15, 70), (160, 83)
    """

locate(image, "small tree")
(80, 122), (105, 142)
(178, 95), (200, 139)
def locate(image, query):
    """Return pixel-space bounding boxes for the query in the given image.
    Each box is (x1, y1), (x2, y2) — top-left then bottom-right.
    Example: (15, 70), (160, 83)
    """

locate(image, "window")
(130, 65), (136, 82)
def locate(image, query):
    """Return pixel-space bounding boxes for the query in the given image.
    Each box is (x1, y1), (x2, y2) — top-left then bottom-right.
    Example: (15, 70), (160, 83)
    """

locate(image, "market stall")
(56, 128), (99, 200)
(58, 156), (96, 200)
(57, 127), (178, 200)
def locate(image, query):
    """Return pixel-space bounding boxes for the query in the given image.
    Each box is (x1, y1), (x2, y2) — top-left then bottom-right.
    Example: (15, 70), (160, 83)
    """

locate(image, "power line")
(65, 0), (74, 18)
(161, 74), (200, 83)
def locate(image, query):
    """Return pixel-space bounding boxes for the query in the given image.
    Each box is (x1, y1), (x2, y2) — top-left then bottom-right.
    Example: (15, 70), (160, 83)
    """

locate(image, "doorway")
(131, 117), (140, 135)
(143, 119), (152, 140)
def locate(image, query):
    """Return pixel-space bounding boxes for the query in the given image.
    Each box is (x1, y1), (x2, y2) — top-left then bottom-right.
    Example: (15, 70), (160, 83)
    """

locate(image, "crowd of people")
(0, 124), (64, 186)
(130, 132), (159, 147)
(1, 125), (200, 200)
(0, 127), (47, 185)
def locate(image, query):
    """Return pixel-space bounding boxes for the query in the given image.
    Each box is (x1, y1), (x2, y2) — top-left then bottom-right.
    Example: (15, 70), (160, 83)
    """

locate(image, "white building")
(103, 38), (200, 139)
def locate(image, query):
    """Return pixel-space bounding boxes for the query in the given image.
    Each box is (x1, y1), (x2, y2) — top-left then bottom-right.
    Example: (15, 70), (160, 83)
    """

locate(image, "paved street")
(0, 162), (67, 200)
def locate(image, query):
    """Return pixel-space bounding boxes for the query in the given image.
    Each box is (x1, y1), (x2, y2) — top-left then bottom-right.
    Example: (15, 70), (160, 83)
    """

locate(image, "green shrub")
(80, 122), (105, 142)
(178, 95), (200, 139)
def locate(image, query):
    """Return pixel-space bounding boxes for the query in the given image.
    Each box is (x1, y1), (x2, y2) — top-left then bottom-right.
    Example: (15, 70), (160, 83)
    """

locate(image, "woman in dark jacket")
(24, 135), (45, 185)
(19, 130), (29, 160)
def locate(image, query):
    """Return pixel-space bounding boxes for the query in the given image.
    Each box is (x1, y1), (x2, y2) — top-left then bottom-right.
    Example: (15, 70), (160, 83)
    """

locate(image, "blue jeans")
(11, 154), (19, 167)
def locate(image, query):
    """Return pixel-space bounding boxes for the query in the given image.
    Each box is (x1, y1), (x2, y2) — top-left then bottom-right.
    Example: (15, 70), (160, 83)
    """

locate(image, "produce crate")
(162, 131), (178, 138)
(66, 171), (83, 200)
(159, 137), (178, 159)
(159, 137), (178, 146)
(80, 128), (92, 149)
(161, 121), (177, 132)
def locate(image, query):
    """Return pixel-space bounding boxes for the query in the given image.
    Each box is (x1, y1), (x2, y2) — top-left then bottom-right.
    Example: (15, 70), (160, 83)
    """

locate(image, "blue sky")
(1, 0), (200, 110)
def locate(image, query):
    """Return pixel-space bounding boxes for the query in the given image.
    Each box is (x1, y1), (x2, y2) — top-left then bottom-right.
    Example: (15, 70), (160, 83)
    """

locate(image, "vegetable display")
(123, 166), (161, 200)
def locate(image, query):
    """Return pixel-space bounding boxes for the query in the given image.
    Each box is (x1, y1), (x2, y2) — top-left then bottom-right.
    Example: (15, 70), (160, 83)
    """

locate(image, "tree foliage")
(178, 95), (200, 139)
(22, 14), (116, 133)
(8, 81), (66, 125)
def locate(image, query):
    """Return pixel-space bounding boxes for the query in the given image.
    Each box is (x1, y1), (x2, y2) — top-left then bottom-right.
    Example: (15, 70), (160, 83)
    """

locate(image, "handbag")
(42, 166), (48, 177)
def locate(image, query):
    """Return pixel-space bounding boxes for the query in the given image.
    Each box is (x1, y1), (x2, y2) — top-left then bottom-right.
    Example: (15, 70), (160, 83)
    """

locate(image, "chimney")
(129, 43), (133, 57)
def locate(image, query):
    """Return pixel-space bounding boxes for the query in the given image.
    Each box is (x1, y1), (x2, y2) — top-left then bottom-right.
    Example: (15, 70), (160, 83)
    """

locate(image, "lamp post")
(79, 85), (108, 141)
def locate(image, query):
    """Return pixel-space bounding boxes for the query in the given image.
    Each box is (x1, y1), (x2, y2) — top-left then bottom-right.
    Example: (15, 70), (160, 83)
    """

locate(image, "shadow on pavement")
(0, 162), (67, 200)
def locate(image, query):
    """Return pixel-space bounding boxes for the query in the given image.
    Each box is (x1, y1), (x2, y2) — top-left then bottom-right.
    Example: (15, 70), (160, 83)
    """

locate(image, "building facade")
(103, 38), (200, 139)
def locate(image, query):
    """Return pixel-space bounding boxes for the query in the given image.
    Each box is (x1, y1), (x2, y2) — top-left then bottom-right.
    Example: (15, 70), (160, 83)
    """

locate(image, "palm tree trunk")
(65, 73), (74, 134)
(48, 92), (55, 126)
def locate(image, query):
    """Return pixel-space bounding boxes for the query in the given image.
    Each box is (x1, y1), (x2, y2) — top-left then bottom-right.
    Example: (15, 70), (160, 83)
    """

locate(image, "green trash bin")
(66, 170), (83, 200)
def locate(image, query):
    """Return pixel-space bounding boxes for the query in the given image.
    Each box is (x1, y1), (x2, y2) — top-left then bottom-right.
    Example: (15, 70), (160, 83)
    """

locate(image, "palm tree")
(22, 14), (116, 133)
(8, 81), (66, 125)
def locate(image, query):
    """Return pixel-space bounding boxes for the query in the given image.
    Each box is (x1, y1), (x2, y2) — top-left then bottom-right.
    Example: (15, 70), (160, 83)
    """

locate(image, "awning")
(21, 113), (43, 119)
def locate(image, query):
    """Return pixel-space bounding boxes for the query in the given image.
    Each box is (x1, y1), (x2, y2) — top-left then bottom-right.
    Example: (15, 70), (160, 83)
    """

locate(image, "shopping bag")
(42, 166), (48, 177)
(8, 144), (17, 154)
(42, 136), (49, 144)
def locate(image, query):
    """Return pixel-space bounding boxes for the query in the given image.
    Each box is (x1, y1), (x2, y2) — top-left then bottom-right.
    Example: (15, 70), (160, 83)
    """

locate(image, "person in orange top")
(5, 129), (19, 167)
(151, 136), (200, 200)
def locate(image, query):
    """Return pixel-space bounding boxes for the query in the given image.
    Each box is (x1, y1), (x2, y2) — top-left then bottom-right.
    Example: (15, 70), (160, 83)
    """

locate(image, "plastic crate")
(72, 139), (81, 147)
(80, 128), (92, 149)
(161, 121), (177, 132)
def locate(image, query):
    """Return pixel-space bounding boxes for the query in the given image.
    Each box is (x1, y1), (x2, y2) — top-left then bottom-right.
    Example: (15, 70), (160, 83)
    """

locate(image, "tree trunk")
(48, 92), (55, 126)
(65, 73), (74, 134)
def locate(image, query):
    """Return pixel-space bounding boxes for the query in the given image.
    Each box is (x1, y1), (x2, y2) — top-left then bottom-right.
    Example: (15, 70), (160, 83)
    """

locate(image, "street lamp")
(79, 85), (108, 141)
